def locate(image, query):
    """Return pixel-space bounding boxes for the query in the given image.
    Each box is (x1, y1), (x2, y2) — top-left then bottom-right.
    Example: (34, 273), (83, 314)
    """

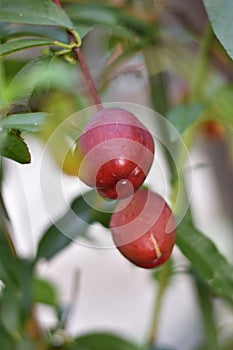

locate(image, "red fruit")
(77, 108), (154, 199)
(110, 189), (176, 269)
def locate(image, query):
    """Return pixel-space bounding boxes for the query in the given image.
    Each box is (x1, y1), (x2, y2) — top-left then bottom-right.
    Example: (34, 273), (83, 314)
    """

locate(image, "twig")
(53, 0), (102, 107)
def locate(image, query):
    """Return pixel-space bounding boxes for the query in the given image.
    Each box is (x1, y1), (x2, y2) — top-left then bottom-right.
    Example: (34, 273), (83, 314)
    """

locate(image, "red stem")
(73, 48), (102, 106)
(53, 0), (102, 107)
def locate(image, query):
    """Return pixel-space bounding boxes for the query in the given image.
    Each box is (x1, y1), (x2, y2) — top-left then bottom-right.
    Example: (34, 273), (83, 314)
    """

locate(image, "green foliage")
(147, 347), (175, 350)
(5, 54), (55, 104)
(32, 278), (58, 307)
(0, 323), (15, 349)
(167, 103), (203, 141)
(68, 333), (141, 350)
(65, 3), (156, 40)
(0, 285), (21, 336)
(0, 38), (55, 59)
(16, 337), (36, 350)
(6, 54), (80, 105)
(0, 112), (47, 132)
(0, 0), (74, 30)
(36, 190), (115, 261)
(0, 24), (68, 43)
(0, 224), (29, 337)
(0, 130), (30, 163)
(176, 213), (233, 304)
(203, 0), (233, 60)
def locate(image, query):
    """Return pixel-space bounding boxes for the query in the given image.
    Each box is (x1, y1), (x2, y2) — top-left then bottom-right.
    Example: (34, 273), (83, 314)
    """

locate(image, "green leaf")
(65, 3), (118, 26)
(0, 286), (21, 337)
(0, 223), (14, 268)
(0, 38), (55, 59)
(0, 322), (15, 349)
(0, 0), (74, 30)
(36, 191), (115, 261)
(0, 261), (8, 283)
(32, 278), (58, 306)
(6, 54), (80, 105)
(16, 336), (36, 350)
(147, 72), (168, 116)
(146, 347), (175, 350)
(0, 222), (19, 285)
(68, 333), (141, 350)
(1, 23), (90, 43)
(73, 24), (94, 40)
(167, 103), (203, 141)
(17, 259), (34, 318)
(0, 112), (47, 132)
(65, 4), (135, 39)
(66, 3), (157, 39)
(1, 59), (26, 83)
(6, 54), (55, 104)
(176, 213), (233, 304)
(203, 0), (233, 60)
(0, 22), (13, 38)
(0, 130), (31, 164)
(1, 24), (69, 43)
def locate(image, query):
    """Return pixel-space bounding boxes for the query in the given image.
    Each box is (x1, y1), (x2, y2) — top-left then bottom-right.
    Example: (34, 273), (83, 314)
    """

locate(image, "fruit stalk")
(148, 261), (171, 345)
(53, 0), (102, 107)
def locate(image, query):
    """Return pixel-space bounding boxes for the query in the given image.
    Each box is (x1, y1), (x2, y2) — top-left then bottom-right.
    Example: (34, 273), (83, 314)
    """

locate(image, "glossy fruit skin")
(77, 108), (154, 199)
(110, 189), (176, 269)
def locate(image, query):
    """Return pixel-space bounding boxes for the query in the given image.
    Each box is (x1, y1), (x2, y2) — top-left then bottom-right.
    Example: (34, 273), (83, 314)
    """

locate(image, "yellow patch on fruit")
(150, 233), (162, 259)
(38, 91), (84, 176)
(60, 147), (82, 176)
